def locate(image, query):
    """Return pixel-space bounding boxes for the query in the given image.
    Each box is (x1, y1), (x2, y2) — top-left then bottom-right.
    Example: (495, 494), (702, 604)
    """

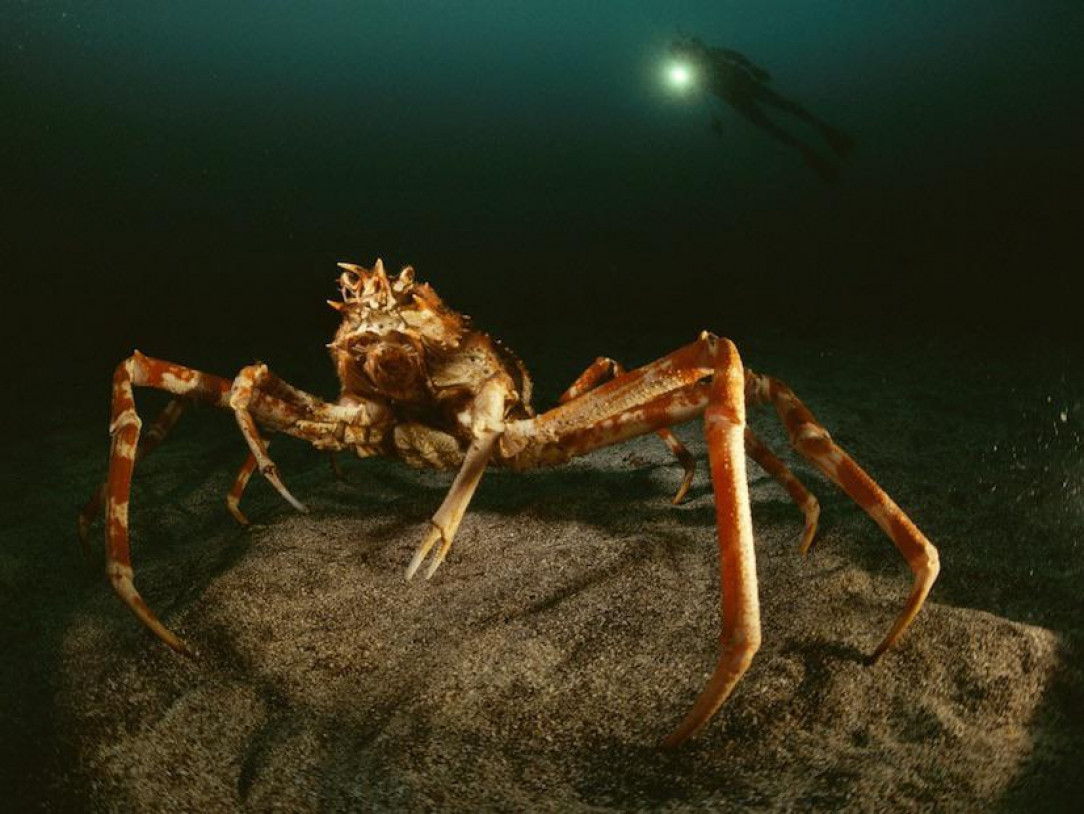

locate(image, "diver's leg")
(755, 87), (854, 157)
(732, 100), (839, 184)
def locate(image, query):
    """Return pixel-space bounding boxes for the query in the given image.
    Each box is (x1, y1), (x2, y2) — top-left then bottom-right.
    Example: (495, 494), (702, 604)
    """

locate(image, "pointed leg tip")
(659, 731), (688, 750)
(406, 525), (443, 582)
(142, 618), (197, 659)
(867, 643), (889, 666)
(798, 523), (819, 555)
(148, 620), (196, 658)
(872, 643), (889, 660)
(424, 556), (446, 581)
(112, 575), (195, 659)
(283, 493), (309, 514)
(170, 638), (198, 659)
(670, 468), (695, 505)
(405, 551), (426, 582)
(259, 462), (307, 514)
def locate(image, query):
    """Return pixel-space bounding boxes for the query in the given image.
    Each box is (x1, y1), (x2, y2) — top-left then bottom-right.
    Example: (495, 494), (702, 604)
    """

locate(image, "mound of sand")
(2, 330), (1072, 811)
(58, 431), (1064, 811)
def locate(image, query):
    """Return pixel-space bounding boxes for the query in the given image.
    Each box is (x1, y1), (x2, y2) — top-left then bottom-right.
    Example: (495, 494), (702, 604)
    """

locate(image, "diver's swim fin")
(821, 126), (855, 157)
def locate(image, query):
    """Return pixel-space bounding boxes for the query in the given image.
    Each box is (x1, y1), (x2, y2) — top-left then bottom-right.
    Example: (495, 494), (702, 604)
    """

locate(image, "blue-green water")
(5, 1), (1082, 348)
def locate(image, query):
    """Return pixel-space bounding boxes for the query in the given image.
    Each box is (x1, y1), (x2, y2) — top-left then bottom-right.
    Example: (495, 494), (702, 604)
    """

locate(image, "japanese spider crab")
(78, 259), (939, 747)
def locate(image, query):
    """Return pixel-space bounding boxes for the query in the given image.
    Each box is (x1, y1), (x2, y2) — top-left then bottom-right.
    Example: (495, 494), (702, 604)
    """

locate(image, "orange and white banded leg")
(562, 357), (696, 503)
(78, 398), (188, 556)
(229, 363), (308, 514)
(226, 452), (260, 526)
(101, 352), (235, 655)
(747, 370), (940, 660)
(662, 337), (760, 747)
(517, 334), (722, 454)
(245, 366), (322, 413)
(744, 428), (821, 554)
(225, 368), (339, 521)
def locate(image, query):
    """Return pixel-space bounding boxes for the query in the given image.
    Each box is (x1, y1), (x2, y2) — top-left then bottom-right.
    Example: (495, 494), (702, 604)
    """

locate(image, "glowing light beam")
(666, 62), (694, 90)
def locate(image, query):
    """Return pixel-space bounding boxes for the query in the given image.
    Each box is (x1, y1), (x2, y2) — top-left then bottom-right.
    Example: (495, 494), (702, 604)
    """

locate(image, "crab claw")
(404, 433), (501, 582)
(405, 523), (450, 581)
(405, 378), (506, 581)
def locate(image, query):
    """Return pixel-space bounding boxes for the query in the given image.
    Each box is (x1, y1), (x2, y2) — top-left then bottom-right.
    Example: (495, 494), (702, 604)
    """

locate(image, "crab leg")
(746, 370), (940, 659)
(505, 334), (762, 745)
(744, 428), (821, 554)
(662, 337), (760, 747)
(247, 367), (322, 412)
(102, 353), (234, 655)
(229, 364), (308, 514)
(78, 398), (188, 556)
(545, 383), (711, 456)
(226, 452), (260, 526)
(567, 380), (817, 541)
(226, 451), (353, 527)
(561, 357), (696, 503)
(225, 371), (363, 520)
(545, 353), (934, 662)
(93, 352), (333, 652)
(504, 332), (936, 743)
(406, 378), (509, 580)
(533, 338), (715, 439)
(544, 390), (818, 556)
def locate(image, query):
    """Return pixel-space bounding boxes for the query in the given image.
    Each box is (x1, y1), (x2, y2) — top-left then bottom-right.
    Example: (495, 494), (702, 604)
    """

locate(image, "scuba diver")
(671, 36), (854, 184)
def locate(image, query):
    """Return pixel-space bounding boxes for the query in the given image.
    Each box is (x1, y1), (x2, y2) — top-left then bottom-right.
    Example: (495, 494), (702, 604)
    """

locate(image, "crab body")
(325, 261), (533, 469)
(79, 259), (939, 747)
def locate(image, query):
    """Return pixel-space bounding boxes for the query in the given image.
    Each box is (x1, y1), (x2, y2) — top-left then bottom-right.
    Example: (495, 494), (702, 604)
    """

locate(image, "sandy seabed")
(5, 330), (1082, 811)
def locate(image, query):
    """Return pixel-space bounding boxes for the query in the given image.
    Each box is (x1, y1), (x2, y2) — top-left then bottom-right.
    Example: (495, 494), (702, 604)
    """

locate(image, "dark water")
(4, 2), (1083, 369)
(2, 3), (1083, 810)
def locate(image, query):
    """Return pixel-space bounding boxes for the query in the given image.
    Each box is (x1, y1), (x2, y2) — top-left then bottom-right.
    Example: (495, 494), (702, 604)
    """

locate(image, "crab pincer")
(406, 381), (507, 580)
